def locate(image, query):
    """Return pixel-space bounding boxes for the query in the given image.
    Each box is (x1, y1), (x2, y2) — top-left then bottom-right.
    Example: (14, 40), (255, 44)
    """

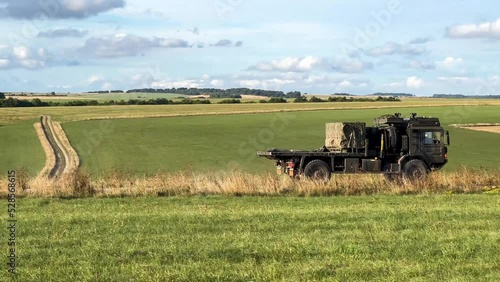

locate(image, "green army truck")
(257, 113), (450, 181)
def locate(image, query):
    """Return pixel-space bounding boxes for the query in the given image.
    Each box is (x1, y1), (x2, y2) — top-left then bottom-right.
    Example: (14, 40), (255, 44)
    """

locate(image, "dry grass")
(1, 168), (498, 198)
(33, 122), (56, 178)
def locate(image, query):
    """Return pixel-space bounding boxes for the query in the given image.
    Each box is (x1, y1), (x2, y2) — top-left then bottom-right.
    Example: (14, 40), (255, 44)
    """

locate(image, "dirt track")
(464, 126), (500, 134)
(37, 116), (79, 178)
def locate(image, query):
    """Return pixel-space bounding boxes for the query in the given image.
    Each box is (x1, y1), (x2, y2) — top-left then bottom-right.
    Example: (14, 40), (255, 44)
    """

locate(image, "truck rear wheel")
(304, 160), (331, 181)
(402, 159), (428, 181)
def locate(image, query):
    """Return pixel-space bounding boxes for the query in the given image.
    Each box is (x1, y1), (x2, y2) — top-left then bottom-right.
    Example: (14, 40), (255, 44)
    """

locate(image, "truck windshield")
(423, 131), (442, 145)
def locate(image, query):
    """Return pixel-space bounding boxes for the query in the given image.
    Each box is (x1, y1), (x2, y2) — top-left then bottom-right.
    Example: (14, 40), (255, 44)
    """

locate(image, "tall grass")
(1, 167), (498, 198)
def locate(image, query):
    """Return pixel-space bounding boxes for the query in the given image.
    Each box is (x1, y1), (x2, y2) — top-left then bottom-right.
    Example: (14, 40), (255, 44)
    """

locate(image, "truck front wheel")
(304, 160), (331, 181)
(402, 159), (429, 181)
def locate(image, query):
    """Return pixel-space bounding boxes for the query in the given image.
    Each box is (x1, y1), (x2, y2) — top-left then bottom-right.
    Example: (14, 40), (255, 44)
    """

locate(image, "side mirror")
(445, 130), (450, 146)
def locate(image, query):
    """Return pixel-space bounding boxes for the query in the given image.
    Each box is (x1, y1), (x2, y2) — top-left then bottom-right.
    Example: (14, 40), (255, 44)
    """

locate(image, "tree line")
(294, 96), (401, 103)
(0, 97), (211, 107)
(0, 95), (401, 108)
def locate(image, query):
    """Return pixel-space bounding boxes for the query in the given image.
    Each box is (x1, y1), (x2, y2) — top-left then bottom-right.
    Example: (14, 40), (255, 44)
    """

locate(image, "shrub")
(268, 97), (287, 103)
(293, 96), (308, 103)
(309, 96), (326, 103)
(219, 99), (241, 104)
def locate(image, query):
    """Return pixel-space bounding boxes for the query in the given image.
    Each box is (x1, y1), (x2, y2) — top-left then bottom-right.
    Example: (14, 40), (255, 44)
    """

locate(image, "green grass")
(0, 119), (44, 175)
(62, 105), (500, 176)
(7, 195), (499, 281)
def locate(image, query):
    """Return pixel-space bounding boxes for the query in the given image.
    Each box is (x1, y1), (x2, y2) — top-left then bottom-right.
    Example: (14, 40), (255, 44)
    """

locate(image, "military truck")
(257, 113), (450, 180)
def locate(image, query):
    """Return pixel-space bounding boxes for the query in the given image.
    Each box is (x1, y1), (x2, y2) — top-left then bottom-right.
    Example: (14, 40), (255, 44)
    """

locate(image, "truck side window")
(424, 132), (442, 145)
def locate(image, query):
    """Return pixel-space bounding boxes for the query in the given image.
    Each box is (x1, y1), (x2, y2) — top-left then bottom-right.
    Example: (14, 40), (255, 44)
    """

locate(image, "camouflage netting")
(325, 122), (366, 150)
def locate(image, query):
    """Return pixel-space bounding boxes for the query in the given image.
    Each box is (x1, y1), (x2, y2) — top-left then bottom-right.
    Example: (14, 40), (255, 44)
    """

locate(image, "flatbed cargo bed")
(257, 148), (366, 160)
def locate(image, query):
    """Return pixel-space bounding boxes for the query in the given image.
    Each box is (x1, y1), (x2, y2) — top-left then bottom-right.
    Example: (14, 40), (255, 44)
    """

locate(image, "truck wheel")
(304, 160), (331, 181)
(402, 159), (428, 181)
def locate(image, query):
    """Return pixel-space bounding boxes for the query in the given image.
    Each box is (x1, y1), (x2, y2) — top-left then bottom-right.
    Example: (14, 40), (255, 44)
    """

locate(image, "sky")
(0, 0), (499, 95)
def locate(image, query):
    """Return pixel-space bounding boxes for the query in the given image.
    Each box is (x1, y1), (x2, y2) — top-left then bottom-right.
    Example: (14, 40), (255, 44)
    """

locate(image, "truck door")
(421, 131), (445, 164)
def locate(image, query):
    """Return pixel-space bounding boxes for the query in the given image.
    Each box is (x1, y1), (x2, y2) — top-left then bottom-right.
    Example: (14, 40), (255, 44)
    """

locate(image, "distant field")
(1, 98), (499, 125)
(77, 92), (189, 101)
(9, 195), (499, 281)
(10, 92), (189, 102)
(61, 105), (500, 175)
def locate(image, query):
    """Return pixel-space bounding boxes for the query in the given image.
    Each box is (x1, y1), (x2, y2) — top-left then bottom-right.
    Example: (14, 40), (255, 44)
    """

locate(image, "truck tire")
(402, 159), (428, 181)
(304, 160), (331, 181)
(388, 127), (397, 148)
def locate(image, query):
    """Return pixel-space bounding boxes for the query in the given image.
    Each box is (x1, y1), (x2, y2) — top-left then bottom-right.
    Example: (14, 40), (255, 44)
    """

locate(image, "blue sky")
(0, 0), (499, 95)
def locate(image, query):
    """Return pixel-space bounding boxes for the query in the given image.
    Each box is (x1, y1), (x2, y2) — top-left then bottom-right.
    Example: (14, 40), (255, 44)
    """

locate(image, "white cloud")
(436, 57), (464, 71)
(38, 28), (88, 38)
(79, 33), (190, 58)
(211, 39), (243, 47)
(409, 60), (435, 70)
(151, 80), (202, 88)
(0, 45), (48, 69)
(249, 56), (372, 74)
(409, 37), (432, 44)
(443, 57), (464, 65)
(385, 82), (404, 87)
(13, 46), (29, 60)
(437, 76), (470, 83)
(447, 18), (500, 39)
(406, 76), (423, 89)
(338, 80), (352, 87)
(0, 58), (9, 67)
(250, 56), (323, 72)
(101, 82), (113, 90)
(330, 58), (373, 73)
(87, 75), (103, 84)
(210, 79), (224, 87)
(364, 42), (427, 57)
(239, 80), (261, 88)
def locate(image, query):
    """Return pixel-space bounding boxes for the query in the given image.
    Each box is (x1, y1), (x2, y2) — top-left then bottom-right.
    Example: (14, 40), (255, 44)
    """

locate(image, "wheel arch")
(398, 155), (430, 171)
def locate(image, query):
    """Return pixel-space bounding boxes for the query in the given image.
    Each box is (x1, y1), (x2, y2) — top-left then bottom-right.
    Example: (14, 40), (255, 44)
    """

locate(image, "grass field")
(1, 100), (499, 175)
(0, 119), (44, 175)
(6, 195), (498, 281)
(61, 105), (500, 175)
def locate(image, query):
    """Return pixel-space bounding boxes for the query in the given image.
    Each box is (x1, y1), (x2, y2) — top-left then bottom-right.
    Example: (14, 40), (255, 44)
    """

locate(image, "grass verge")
(1, 167), (498, 198)
(5, 195), (499, 281)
